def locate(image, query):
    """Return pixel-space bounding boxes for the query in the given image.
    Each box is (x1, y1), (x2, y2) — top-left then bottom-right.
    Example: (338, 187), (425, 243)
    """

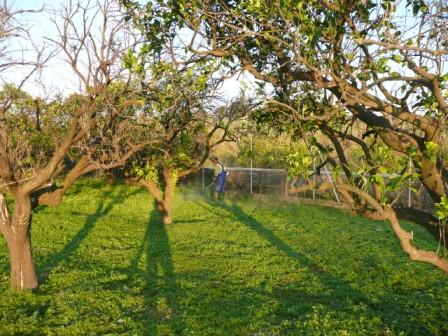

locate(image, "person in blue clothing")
(210, 156), (228, 201)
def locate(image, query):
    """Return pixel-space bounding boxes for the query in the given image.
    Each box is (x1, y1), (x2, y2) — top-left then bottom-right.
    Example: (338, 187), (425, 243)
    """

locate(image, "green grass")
(1, 179), (448, 335)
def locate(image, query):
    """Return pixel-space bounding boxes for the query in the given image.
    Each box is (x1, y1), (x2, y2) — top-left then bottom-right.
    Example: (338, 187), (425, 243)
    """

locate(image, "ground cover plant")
(1, 179), (448, 335)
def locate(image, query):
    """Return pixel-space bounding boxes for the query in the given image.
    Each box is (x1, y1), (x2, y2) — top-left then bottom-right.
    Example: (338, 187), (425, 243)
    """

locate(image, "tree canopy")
(121, 0), (448, 270)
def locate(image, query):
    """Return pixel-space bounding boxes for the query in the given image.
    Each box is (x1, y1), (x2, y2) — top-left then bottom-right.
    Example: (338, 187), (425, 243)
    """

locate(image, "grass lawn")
(1, 179), (448, 335)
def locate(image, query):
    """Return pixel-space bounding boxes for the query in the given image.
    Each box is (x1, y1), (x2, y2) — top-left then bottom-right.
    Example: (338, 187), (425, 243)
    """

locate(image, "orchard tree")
(0, 0), (53, 291)
(126, 60), (247, 224)
(0, 0), (152, 290)
(121, 0), (448, 271)
(122, 0), (448, 203)
(254, 90), (448, 271)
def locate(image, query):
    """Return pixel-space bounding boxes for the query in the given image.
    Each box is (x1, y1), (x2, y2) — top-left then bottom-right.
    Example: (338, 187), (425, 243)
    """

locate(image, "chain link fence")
(188, 166), (436, 213)
(195, 167), (288, 196)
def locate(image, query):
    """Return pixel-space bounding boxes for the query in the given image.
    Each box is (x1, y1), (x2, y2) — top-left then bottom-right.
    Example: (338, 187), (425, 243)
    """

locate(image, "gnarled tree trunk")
(35, 156), (91, 207)
(1, 192), (37, 290)
(384, 207), (448, 272)
(290, 182), (448, 272)
(156, 172), (175, 225)
(137, 168), (176, 225)
(331, 183), (448, 272)
(418, 157), (446, 203)
(155, 198), (173, 225)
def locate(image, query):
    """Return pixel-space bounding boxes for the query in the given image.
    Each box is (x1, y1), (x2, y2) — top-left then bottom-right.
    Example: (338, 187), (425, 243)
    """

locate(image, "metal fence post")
(250, 136), (253, 194)
(323, 165), (341, 203)
(312, 158), (316, 200)
(408, 159), (412, 207)
(201, 167), (205, 189)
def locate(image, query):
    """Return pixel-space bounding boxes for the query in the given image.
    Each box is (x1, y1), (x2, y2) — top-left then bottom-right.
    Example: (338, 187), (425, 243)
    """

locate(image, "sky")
(6, 0), (438, 101)
(3, 0), (249, 100)
(3, 0), (83, 97)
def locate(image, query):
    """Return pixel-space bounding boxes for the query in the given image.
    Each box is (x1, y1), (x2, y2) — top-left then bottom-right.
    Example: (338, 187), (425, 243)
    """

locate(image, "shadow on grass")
(173, 219), (206, 225)
(197, 198), (436, 334)
(37, 188), (139, 284)
(129, 206), (185, 335)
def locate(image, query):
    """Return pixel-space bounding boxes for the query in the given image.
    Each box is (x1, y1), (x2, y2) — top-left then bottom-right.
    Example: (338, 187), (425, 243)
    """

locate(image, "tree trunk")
(140, 169), (176, 225)
(7, 229), (37, 290)
(4, 195), (38, 290)
(36, 155), (91, 207)
(377, 128), (446, 203)
(309, 182), (448, 272)
(156, 199), (173, 225)
(156, 172), (175, 225)
(418, 157), (446, 203)
(394, 207), (440, 240)
(385, 208), (448, 272)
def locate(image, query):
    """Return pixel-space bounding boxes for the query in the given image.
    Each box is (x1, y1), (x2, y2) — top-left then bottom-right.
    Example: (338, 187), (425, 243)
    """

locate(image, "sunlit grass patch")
(0, 179), (447, 335)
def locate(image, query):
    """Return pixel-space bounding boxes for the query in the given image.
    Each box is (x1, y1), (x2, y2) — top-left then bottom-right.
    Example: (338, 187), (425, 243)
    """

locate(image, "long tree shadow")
(38, 188), (139, 284)
(197, 200), (366, 302)
(198, 198), (435, 334)
(219, 200), (338, 273)
(129, 206), (185, 335)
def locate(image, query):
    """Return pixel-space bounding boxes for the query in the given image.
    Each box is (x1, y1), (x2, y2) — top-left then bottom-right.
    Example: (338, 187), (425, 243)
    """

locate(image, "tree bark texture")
(138, 168), (176, 225)
(155, 171), (175, 225)
(1, 193), (38, 290)
(385, 208), (448, 272)
(35, 155), (91, 207)
(156, 199), (173, 225)
(7, 228), (38, 290)
(158, 171), (175, 224)
(341, 185), (448, 273)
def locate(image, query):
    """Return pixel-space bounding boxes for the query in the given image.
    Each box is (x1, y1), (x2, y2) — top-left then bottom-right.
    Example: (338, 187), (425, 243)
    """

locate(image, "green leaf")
(424, 141), (440, 163)
(389, 71), (400, 78)
(391, 54), (403, 63)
